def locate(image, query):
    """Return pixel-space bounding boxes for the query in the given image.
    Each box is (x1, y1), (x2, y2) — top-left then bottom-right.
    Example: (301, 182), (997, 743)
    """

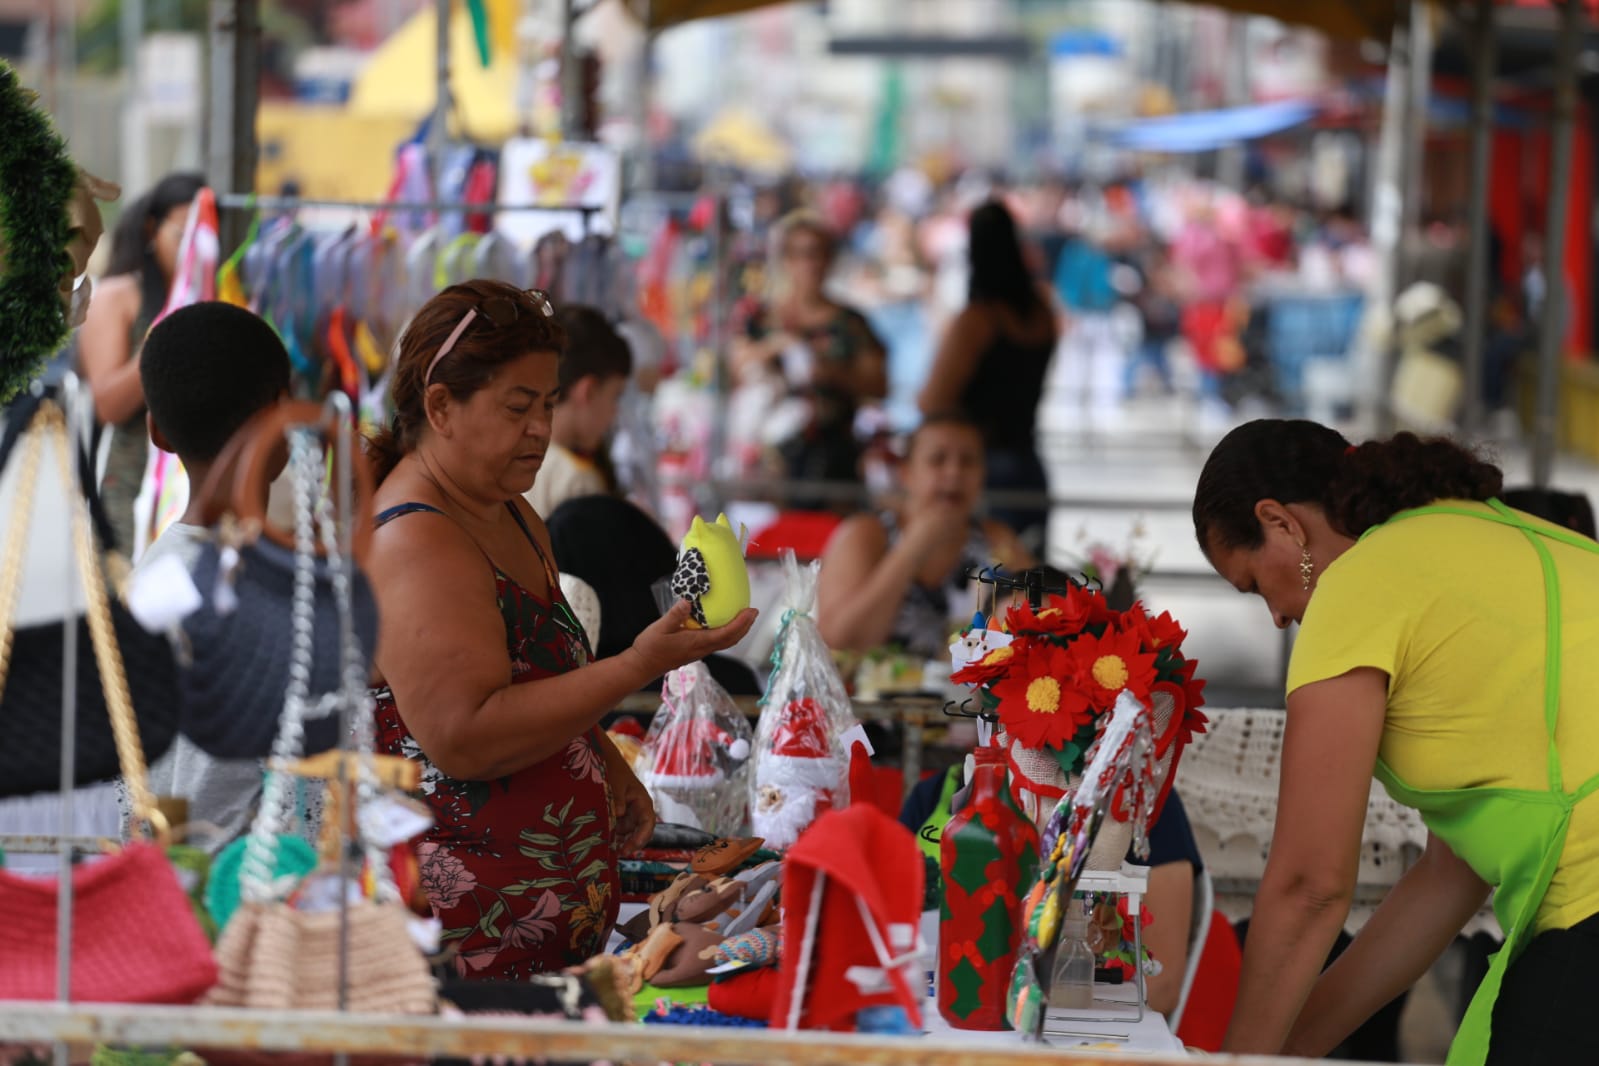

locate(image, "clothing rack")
(215, 194), (605, 220)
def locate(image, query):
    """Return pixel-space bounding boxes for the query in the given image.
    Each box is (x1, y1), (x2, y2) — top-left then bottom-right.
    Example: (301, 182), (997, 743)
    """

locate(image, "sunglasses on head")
(425, 288), (556, 385)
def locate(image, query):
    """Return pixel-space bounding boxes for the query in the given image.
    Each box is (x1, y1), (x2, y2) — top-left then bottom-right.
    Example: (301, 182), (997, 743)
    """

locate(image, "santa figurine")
(752, 698), (844, 850)
(641, 717), (751, 837)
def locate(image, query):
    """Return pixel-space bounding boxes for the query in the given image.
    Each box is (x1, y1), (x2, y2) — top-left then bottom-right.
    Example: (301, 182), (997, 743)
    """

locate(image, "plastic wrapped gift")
(750, 552), (861, 850)
(639, 663), (754, 837)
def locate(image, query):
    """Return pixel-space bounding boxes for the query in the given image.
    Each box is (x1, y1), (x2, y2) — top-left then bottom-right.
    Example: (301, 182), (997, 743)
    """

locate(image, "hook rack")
(964, 566), (1099, 608)
(941, 696), (998, 724)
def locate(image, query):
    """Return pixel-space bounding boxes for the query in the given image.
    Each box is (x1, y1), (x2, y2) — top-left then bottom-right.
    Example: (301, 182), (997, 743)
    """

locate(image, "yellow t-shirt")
(1287, 500), (1599, 934)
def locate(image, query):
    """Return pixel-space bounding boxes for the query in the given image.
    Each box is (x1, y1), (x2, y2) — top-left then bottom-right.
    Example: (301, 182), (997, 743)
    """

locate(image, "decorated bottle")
(938, 746), (1042, 1030)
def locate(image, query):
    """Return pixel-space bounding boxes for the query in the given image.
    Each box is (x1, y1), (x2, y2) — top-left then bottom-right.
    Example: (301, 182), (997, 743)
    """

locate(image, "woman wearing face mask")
(1193, 419), (1599, 1065)
(817, 413), (1031, 660)
(731, 211), (887, 489)
(78, 172), (206, 551)
(364, 280), (757, 979)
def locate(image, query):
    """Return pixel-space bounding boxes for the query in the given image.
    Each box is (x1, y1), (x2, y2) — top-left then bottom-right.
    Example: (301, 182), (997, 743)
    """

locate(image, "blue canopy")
(1050, 30), (1123, 59)
(1103, 100), (1319, 153)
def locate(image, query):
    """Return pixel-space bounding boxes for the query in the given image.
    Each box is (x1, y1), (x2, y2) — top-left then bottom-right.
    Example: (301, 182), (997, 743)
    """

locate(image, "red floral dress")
(371, 503), (619, 979)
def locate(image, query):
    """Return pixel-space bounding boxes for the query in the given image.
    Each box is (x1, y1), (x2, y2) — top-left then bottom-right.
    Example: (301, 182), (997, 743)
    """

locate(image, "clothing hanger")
(434, 231), (482, 292)
(217, 200), (262, 308)
(472, 228), (518, 285)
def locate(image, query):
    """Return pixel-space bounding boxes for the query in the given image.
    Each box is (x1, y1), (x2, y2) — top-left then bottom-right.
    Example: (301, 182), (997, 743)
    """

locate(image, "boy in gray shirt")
(132, 302), (291, 853)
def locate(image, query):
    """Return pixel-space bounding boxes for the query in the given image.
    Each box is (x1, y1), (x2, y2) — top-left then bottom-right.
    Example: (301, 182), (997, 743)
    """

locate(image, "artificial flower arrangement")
(950, 581), (1207, 834)
(1069, 519), (1158, 609)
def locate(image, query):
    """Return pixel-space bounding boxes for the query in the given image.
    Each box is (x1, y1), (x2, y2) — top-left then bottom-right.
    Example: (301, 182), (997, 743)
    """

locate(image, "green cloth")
(1370, 500), (1599, 1066)
(633, 982), (711, 1017)
(205, 833), (318, 932)
(916, 765), (962, 862)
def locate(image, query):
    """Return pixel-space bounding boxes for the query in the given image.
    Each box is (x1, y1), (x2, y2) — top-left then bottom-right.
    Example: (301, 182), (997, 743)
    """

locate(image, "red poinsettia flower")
(951, 640), (1020, 687)
(1175, 656), (1209, 743)
(1117, 893), (1154, 935)
(1063, 624), (1159, 713)
(1005, 583), (1111, 640)
(990, 641), (1095, 749)
(1122, 603), (1188, 654)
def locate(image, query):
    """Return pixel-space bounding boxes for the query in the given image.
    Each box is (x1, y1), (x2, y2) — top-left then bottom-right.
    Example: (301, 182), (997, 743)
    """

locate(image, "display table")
(617, 905), (1183, 1055)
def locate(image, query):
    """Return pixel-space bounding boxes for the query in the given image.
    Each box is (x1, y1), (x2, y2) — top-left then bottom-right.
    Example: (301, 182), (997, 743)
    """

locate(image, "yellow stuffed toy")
(670, 513), (751, 630)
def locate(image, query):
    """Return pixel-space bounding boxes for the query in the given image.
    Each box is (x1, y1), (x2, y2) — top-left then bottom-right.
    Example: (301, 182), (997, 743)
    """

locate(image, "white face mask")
(68, 274), (93, 329)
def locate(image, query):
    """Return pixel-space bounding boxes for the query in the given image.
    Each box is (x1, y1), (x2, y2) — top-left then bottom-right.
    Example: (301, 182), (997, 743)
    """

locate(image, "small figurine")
(670, 513), (751, 629)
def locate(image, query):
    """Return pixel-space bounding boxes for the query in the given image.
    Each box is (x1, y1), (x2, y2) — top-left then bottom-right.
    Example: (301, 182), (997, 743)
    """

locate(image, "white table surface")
(920, 983), (1186, 1056)
(616, 903), (1184, 1054)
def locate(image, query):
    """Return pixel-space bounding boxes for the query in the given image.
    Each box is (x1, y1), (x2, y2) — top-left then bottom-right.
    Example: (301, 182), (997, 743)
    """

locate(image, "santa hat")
(760, 698), (842, 790)
(645, 718), (750, 790)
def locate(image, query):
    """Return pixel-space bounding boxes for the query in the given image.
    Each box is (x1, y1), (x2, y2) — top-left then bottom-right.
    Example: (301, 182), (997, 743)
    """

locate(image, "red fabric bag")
(770, 805), (925, 1031)
(0, 841), (219, 1003)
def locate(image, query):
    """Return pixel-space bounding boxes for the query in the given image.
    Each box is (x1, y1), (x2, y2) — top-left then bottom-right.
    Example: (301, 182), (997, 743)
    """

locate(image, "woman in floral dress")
(365, 281), (757, 978)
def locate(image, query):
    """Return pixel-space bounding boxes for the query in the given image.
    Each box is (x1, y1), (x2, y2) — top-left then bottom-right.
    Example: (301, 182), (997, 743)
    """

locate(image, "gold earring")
(1300, 548), (1314, 591)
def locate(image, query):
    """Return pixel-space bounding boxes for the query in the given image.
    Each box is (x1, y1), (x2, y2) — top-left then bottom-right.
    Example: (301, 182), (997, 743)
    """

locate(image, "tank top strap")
(504, 501), (560, 589)
(374, 501), (447, 528)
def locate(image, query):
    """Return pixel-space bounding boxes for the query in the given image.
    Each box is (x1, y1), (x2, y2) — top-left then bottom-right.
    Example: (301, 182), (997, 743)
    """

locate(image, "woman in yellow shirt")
(1192, 420), (1599, 1066)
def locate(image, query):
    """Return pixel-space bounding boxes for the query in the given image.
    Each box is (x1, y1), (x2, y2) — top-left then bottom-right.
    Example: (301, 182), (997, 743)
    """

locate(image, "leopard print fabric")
(670, 547), (711, 626)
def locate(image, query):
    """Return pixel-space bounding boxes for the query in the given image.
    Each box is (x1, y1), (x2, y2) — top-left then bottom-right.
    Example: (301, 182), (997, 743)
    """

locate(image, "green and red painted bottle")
(938, 745), (1041, 1030)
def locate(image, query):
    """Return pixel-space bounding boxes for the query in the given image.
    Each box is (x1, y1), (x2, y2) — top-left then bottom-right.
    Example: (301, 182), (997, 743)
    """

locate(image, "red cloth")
(1174, 911), (1243, 1052)
(0, 842), (217, 1003)
(770, 805), (925, 1032)
(708, 967), (781, 1020)
(748, 512), (845, 562)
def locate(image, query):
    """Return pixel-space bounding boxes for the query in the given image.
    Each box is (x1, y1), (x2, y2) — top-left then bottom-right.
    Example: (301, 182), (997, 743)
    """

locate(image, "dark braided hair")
(1193, 419), (1504, 552)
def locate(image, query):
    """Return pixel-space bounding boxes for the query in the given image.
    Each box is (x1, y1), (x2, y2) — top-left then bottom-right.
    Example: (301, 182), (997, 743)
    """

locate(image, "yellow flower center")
(1026, 676), (1062, 714)
(982, 645), (1015, 667)
(1092, 654), (1130, 691)
(1037, 608), (1061, 621)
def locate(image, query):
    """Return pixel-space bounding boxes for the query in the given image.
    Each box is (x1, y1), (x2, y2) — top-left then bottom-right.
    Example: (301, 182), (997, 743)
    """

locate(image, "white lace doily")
(1179, 708), (1501, 938)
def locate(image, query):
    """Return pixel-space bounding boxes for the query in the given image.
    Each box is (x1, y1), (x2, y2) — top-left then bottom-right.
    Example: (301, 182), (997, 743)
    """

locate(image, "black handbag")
(176, 401), (377, 759)
(0, 391), (179, 798)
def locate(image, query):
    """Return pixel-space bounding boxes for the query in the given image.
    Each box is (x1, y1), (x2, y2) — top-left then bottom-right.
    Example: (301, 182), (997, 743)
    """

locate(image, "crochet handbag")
(0, 398), (217, 1003)
(0, 391), (179, 797)
(177, 401), (379, 759)
(204, 423), (434, 1017)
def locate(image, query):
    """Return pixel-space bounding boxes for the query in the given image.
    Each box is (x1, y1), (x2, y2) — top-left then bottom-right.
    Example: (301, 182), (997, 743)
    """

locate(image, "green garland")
(0, 60), (79, 403)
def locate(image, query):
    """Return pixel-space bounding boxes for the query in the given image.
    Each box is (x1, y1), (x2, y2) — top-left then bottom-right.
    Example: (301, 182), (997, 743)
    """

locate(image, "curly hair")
(1193, 419), (1504, 552)
(366, 280), (566, 484)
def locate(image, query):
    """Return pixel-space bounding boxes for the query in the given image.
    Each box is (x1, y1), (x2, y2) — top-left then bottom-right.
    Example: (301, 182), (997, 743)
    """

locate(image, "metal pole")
(1532, 0), (1582, 488)
(1460, 0), (1496, 436)
(52, 0), (76, 137)
(560, 0), (582, 140)
(205, 0), (260, 260)
(1366, 16), (1412, 437)
(120, 0), (146, 193)
(1403, 1), (1432, 252)
(55, 401), (79, 1064)
(431, 0), (453, 196)
(633, 5), (657, 196)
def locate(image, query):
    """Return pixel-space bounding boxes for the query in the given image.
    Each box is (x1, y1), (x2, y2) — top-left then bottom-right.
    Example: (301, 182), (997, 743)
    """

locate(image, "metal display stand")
(0, 382), (372, 1065)
(1043, 862), (1150, 1031)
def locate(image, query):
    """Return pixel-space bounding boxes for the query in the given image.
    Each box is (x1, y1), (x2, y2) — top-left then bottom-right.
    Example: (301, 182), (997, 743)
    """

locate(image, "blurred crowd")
(713, 168), (1387, 490)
